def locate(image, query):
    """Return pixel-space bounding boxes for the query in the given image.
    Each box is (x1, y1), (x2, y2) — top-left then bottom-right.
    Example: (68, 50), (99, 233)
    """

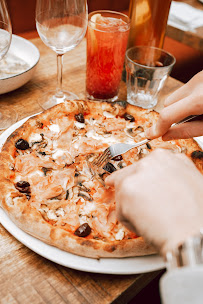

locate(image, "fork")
(91, 115), (200, 169)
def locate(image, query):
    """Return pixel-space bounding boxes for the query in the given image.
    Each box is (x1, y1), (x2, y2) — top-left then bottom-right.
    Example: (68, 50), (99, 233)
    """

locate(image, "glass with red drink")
(86, 11), (130, 102)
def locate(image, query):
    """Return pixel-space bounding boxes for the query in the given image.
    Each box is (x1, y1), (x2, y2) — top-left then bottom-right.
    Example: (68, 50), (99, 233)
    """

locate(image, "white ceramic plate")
(0, 34), (40, 94)
(0, 208), (165, 274)
(0, 116), (166, 274)
(0, 117), (203, 274)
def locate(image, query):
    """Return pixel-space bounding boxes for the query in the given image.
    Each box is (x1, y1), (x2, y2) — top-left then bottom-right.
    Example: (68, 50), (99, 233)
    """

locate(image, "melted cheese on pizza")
(11, 106), (184, 241)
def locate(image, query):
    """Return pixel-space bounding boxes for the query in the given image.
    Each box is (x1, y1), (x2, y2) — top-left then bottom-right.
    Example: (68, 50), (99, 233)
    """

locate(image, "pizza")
(0, 100), (202, 258)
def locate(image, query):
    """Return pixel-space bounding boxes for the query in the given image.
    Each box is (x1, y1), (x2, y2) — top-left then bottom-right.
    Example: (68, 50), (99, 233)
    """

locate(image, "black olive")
(103, 162), (117, 173)
(15, 181), (31, 193)
(65, 190), (69, 200)
(74, 223), (91, 237)
(123, 113), (135, 122)
(112, 155), (123, 161)
(146, 143), (152, 149)
(191, 150), (203, 159)
(15, 139), (29, 150)
(75, 113), (85, 123)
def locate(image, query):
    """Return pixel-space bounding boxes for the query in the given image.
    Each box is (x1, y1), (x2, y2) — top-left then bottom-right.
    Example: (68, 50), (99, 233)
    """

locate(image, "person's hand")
(145, 71), (203, 141)
(105, 149), (203, 256)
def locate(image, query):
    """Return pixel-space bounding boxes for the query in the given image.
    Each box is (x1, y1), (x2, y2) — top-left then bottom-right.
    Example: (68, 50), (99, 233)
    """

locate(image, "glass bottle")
(127, 0), (172, 49)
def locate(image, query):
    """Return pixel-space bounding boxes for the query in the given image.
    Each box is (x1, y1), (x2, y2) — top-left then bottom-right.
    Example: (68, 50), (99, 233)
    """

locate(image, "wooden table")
(0, 37), (183, 304)
(166, 0), (203, 52)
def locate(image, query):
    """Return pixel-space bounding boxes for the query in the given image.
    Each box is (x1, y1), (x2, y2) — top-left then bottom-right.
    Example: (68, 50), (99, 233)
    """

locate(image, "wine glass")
(36, 0), (88, 110)
(0, 0), (17, 130)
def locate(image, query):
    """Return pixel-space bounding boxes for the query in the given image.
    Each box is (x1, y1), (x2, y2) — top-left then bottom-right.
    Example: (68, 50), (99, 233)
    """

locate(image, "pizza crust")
(0, 100), (202, 258)
(1, 202), (156, 258)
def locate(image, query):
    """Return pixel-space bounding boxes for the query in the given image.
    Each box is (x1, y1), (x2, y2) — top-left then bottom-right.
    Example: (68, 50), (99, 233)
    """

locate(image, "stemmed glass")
(0, 0), (17, 130)
(36, 0), (88, 110)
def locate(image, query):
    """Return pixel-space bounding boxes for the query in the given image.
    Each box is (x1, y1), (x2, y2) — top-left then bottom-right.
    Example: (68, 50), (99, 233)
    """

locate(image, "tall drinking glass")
(0, 0), (17, 129)
(86, 11), (130, 102)
(127, 0), (172, 49)
(36, 0), (88, 110)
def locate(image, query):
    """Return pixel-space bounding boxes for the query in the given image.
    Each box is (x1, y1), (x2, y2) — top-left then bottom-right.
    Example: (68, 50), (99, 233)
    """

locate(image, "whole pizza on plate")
(0, 100), (202, 258)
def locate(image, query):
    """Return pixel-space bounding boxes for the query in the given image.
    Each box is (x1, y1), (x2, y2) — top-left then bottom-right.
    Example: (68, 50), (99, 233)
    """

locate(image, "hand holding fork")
(91, 115), (201, 171)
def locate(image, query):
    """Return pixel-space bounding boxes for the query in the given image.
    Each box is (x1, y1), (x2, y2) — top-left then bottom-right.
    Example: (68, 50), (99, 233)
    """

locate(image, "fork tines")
(92, 147), (112, 168)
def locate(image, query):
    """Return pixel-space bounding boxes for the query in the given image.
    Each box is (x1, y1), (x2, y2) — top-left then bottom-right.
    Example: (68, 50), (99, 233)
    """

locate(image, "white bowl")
(0, 34), (40, 94)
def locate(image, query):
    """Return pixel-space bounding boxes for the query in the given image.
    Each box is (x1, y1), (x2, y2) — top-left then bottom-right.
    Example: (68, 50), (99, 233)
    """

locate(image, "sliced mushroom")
(55, 208), (65, 217)
(67, 187), (73, 200)
(125, 126), (144, 138)
(100, 172), (110, 180)
(116, 161), (127, 170)
(39, 204), (49, 221)
(77, 100), (89, 114)
(78, 183), (91, 192)
(41, 167), (52, 176)
(32, 138), (48, 151)
(86, 153), (95, 162)
(102, 103), (120, 116)
(96, 129), (112, 137)
(78, 191), (93, 201)
(123, 113), (135, 122)
(137, 147), (150, 159)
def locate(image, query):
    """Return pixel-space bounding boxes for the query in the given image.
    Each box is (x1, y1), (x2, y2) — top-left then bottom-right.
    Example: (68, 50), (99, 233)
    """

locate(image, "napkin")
(168, 1), (203, 32)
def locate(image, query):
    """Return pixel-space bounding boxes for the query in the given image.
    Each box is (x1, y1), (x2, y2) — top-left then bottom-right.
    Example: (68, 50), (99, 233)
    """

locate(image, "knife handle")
(172, 114), (203, 127)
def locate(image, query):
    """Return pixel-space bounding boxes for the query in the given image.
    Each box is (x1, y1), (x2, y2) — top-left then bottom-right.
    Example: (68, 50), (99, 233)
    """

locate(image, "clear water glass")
(125, 46), (176, 109)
